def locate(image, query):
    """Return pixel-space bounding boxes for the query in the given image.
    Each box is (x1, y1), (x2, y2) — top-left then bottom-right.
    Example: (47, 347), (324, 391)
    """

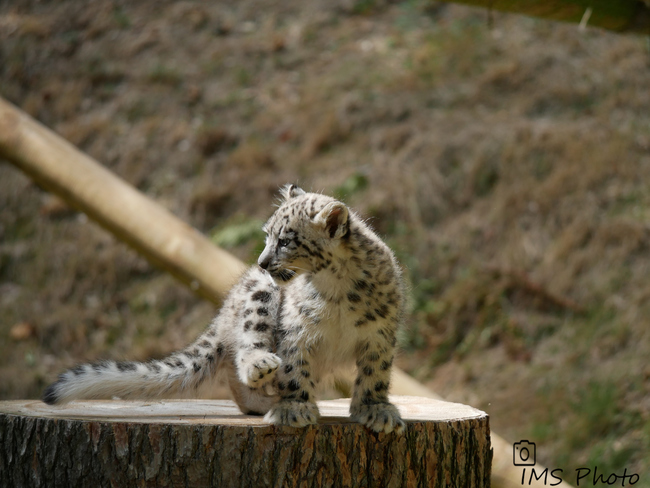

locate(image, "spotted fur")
(43, 185), (406, 434)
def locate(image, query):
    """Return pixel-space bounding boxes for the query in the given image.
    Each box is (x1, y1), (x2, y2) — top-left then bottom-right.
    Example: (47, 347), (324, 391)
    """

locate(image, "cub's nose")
(258, 255), (271, 270)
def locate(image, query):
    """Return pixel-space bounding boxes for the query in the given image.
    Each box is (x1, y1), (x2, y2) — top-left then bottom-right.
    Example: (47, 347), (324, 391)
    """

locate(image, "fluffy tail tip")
(42, 383), (60, 405)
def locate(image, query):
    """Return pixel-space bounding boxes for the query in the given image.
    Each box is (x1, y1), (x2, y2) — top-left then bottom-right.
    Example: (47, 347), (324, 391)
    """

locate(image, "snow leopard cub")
(43, 184), (406, 434)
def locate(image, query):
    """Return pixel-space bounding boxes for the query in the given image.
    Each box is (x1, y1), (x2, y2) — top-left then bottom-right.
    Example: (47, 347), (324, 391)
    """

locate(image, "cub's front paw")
(350, 402), (405, 434)
(264, 400), (320, 427)
(238, 351), (282, 388)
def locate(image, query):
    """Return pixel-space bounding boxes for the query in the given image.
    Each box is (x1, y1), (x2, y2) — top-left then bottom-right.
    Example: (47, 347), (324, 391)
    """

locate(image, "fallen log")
(0, 97), (246, 303)
(0, 396), (491, 488)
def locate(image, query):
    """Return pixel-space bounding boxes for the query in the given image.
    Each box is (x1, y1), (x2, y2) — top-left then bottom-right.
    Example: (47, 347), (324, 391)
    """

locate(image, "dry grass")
(1, 0), (649, 476)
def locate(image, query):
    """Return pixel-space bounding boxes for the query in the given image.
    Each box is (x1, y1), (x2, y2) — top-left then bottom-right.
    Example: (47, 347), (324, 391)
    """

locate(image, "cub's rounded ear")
(313, 202), (349, 239)
(280, 184), (306, 201)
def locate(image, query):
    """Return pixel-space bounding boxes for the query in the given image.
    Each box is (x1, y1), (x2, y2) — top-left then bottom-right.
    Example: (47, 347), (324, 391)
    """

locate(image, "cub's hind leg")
(225, 360), (278, 415)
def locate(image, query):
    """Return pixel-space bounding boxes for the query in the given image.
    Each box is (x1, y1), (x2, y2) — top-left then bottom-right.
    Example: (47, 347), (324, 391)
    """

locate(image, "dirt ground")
(1, 0), (649, 478)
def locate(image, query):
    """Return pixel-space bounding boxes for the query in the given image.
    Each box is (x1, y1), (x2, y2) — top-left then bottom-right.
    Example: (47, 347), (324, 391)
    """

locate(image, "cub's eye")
(278, 238), (291, 248)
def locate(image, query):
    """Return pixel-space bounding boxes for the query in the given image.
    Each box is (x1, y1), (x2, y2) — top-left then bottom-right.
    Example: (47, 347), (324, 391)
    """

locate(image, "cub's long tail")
(42, 329), (225, 405)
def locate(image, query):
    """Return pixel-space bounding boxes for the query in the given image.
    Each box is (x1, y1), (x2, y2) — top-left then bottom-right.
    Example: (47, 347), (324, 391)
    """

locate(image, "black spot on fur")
(300, 390), (310, 401)
(301, 370), (310, 378)
(206, 354), (215, 363)
(71, 365), (85, 375)
(288, 379), (301, 391)
(193, 363), (201, 372)
(243, 309), (253, 317)
(284, 364), (294, 374)
(374, 381), (388, 392)
(255, 322), (269, 332)
(42, 384), (59, 405)
(165, 358), (184, 369)
(364, 312), (376, 322)
(278, 381), (286, 390)
(257, 307), (269, 316)
(244, 321), (253, 331)
(216, 343), (225, 355)
(253, 342), (266, 349)
(354, 279), (369, 291)
(148, 362), (162, 373)
(244, 279), (259, 291)
(368, 352), (380, 362)
(200, 340), (211, 348)
(375, 305), (389, 319)
(380, 359), (392, 371)
(252, 290), (272, 303)
(363, 366), (374, 376)
(347, 292), (361, 303)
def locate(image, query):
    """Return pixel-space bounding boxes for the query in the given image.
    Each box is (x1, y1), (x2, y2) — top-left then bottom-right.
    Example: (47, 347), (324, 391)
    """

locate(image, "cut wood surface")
(0, 395), (491, 488)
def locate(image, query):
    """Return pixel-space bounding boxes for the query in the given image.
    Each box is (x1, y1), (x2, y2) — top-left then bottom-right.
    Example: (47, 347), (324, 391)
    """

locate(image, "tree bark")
(0, 395), (491, 488)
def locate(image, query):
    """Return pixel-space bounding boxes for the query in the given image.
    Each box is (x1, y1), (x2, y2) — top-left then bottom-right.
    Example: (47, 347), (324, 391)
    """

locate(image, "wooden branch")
(436, 0), (650, 35)
(0, 96), (246, 304)
(0, 396), (491, 488)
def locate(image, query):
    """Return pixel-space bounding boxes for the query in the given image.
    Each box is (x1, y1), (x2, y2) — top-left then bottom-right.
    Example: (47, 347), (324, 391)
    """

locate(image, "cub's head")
(258, 184), (350, 282)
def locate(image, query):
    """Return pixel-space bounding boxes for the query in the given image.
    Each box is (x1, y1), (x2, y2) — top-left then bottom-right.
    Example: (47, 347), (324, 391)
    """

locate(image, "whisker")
(287, 265), (310, 273)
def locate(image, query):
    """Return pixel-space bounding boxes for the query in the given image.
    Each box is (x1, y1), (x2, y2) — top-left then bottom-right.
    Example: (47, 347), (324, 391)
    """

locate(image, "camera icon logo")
(513, 440), (536, 466)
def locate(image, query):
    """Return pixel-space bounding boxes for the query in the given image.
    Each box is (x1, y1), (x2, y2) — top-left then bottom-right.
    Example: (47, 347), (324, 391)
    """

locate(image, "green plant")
(210, 217), (266, 256)
(333, 172), (369, 201)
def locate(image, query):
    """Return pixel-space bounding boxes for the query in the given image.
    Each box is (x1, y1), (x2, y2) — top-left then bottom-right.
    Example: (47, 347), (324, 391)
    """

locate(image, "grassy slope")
(1, 0), (649, 478)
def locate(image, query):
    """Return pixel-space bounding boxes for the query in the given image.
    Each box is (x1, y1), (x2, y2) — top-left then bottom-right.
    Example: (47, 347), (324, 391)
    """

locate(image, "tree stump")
(0, 395), (491, 488)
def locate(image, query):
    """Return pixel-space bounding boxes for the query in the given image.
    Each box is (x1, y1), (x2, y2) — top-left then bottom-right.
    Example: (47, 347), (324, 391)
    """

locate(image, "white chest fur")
(281, 276), (379, 379)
